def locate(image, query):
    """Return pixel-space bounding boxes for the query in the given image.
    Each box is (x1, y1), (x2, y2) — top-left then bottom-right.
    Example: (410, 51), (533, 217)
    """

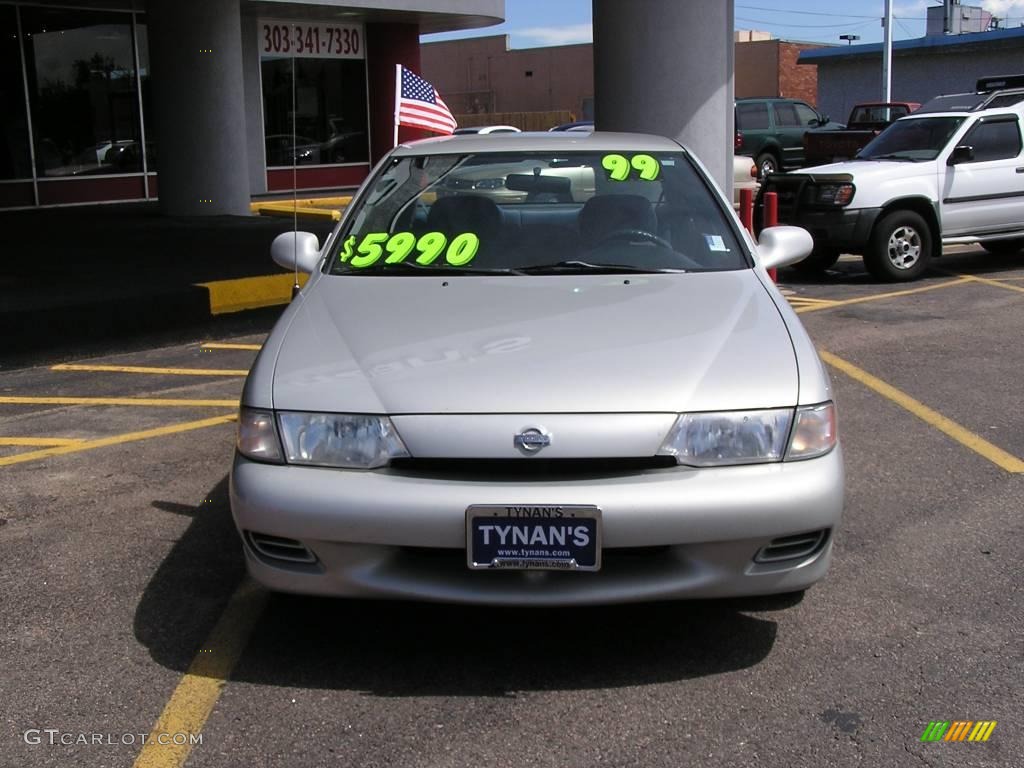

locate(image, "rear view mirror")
(758, 226), (813, 271)
(505, 173), (572, 196)
(947, 145), (975, 165)
(271, 231), (321, 273)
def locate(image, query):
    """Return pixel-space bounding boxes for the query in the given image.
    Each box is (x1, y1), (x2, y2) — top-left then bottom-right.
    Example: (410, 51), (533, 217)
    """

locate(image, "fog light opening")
(754, 529), (829, 564)
(245, 531), (317, 564)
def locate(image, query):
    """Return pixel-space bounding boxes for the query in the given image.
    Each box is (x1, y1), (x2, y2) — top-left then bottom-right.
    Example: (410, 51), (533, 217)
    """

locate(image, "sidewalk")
(0, 202), (338, 359)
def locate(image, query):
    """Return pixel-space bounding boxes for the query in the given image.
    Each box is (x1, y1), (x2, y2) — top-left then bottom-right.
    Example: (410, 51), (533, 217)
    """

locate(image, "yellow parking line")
(0, 396), (239, 407)
(820, 350), (1024, 473)
(958, 273), (1024, 295)
(788, 297), (837, 306)
(132, 577), (267, 768)
(0, 414), (236, 468)
(52, 364), (248, 377)
(0, 437), (85, 447)
(199, 342), (263, 351)
(795, 277), (972, 314)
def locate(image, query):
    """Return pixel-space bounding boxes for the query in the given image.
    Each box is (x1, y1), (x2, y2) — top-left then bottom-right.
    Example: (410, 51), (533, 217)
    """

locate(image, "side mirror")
(758, 225), (813, 272)
(947, 145), (974, 165)
(271, 231), (321, 273)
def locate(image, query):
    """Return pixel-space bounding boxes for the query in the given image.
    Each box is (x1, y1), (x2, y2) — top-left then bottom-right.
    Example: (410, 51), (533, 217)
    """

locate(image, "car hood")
(799, 159), (935, 181)
(271, 272), (798, 414)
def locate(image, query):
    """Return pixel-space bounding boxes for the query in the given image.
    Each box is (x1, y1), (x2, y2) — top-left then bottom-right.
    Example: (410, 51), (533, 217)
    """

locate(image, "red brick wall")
(778, 42), (821, 107)
(423, 37), (827, 115)
(735, 39), (780, 98)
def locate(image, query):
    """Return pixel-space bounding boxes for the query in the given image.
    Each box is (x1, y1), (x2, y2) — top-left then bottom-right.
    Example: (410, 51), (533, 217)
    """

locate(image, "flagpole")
(393, 63), (401, 148)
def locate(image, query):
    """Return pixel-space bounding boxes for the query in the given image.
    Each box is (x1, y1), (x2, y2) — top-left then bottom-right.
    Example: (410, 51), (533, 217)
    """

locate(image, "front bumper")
(787, 207), (881, 253)
(229, 447), (844, 605)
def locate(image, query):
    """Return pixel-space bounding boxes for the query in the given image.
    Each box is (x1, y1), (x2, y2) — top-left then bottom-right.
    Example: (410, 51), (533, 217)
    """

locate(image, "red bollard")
(739, 187), (754, 234)
(764, 191), (779, 282)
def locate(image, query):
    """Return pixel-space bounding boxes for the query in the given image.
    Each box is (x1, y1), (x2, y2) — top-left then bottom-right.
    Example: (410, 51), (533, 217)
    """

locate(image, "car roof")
(915, 90), (1024, 115)
(735, 97), (810, 103)
(392, 131), (683, 156)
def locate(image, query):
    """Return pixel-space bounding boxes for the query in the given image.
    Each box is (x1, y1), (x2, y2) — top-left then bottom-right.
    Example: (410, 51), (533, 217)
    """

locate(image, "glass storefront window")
(261, 57), (369, 166)
(0, 5), (31, 180)
(21, 7), (142, 177)
(135, 15), (154, 172)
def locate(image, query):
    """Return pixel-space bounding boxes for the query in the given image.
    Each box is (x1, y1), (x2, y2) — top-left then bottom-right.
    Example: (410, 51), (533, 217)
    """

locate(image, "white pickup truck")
(761, 75), (1024, 281)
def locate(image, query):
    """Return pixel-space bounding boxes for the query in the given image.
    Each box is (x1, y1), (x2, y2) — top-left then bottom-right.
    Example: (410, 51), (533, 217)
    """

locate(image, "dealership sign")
(258, 20), (364, 59)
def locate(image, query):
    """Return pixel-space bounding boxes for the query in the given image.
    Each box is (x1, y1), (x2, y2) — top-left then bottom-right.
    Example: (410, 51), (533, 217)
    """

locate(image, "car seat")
(578, 194), (658, 249)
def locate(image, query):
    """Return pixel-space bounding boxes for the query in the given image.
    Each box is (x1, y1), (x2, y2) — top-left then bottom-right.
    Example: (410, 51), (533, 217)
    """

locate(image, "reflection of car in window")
(265, 134), (322, 166)
(231, 132), (841, 608)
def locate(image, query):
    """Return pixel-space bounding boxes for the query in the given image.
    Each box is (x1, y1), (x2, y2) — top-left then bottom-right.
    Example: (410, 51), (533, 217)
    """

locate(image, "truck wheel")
(755, 152), (779, 179)
(864, 210), (932, 282)
(792, 247), (840, 273)
(980, 239), (1024, 255)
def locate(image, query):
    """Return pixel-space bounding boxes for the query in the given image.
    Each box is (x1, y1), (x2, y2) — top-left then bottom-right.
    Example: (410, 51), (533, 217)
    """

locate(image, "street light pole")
(882, 0), (893, 101)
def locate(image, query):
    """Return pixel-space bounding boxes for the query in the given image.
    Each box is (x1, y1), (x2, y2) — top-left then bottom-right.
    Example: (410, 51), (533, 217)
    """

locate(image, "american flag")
(395, 65), (457, 135)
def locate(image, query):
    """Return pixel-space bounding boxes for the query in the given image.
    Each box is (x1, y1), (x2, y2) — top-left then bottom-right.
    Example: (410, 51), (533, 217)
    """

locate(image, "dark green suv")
(735, 98), (834, 178)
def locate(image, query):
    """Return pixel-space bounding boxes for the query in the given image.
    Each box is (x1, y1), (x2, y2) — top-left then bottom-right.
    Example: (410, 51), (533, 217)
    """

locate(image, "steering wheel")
(591, 228), (674, 250)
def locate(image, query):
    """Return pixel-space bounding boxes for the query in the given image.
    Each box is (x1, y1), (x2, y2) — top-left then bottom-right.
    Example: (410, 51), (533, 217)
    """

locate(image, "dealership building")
(0, 0), (502, 214)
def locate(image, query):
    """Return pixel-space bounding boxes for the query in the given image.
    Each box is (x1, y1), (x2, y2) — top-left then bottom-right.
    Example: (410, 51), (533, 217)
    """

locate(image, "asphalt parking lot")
(2, 246), (1022, 768)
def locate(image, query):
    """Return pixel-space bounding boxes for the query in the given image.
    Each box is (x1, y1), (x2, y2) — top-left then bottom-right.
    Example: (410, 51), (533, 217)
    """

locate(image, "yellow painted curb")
(250, 195), (351, 220)
(196, 273), (308, 315)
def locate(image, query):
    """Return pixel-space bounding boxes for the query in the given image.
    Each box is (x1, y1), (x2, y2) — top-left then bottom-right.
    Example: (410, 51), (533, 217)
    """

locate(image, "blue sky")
(422, 1), (1024, 48)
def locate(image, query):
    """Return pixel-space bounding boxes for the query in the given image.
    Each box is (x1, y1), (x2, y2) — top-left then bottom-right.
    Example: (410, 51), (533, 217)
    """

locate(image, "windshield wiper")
(339, 262), (524, 276)
(518, 260), (686, 274)
(860, 153), (919, 162)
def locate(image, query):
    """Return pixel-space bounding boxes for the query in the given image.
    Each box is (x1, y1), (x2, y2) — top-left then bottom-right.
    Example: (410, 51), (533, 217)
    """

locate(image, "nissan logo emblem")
(514, 427), (551, 453)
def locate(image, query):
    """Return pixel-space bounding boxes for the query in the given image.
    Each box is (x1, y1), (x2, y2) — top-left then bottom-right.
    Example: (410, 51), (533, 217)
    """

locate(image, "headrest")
(426, 195), (502, 239)
(578, 194), (657, 245)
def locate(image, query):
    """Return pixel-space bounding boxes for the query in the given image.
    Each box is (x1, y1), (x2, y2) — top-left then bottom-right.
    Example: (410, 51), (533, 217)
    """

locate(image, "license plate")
(466, 504), (601, 571)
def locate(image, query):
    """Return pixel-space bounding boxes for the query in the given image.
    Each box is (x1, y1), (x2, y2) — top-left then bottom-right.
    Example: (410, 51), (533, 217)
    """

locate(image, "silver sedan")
(231, 131), (842, 606)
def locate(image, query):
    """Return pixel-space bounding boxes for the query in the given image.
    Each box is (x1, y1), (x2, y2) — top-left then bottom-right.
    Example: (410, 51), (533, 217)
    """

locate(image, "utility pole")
(882, 0), (893, 101)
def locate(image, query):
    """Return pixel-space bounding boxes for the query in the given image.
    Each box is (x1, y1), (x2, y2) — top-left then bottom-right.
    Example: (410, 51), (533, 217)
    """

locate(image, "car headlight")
(786, 401), (837, 460)
(658, 408), (792, 466)
(658, 402), (837, 467)
(237, 408), (284, 463)
(277, 412), (409, 469)
(814, 183), (855, 206)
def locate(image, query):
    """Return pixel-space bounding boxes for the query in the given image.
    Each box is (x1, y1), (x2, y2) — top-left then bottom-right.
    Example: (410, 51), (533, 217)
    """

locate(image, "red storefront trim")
(38, 176), (146, 206)
(266, 165), (369, 192)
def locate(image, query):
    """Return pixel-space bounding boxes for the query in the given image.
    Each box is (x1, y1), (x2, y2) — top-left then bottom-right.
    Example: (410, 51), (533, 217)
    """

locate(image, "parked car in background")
(760, 75), (1024, 281)
(735, 97), (837, 178)
(733, 154), (759, 209)
(803, 102), (920, 167)
(549, 120), (594, 132)
(452, 125), (522, 135)
(438, 155), (596, 203)
(234, 131), (841, 606)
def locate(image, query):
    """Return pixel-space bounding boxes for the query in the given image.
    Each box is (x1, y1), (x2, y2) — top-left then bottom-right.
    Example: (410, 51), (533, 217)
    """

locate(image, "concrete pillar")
(593, 0), (734, 197)
(366, 23), (428, 166)
(240, 14), (267, 197)
(147, 0), (251, 216)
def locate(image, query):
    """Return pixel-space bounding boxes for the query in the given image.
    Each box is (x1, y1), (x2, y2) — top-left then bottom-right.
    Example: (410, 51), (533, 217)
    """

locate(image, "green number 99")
(631, 154), (660, 180)
(602, 153), (631, 181)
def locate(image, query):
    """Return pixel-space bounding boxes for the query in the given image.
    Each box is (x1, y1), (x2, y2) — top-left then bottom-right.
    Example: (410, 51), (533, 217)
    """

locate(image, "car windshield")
(328, 150), (749, 275)
(857, 116), (965, 161)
